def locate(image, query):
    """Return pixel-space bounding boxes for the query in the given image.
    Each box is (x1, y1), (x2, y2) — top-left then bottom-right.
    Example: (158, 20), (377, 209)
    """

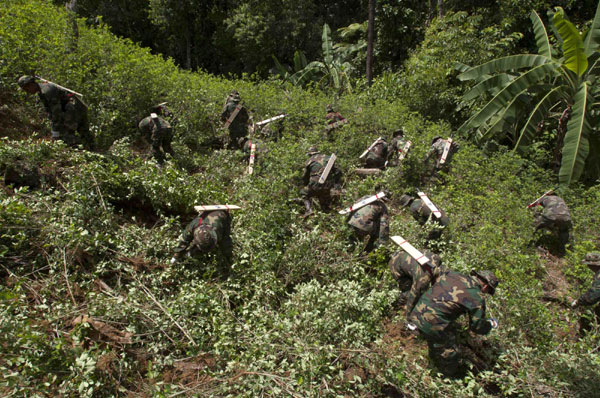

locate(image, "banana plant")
(456, 4), (600, 186)
(272, 24), (364, 94)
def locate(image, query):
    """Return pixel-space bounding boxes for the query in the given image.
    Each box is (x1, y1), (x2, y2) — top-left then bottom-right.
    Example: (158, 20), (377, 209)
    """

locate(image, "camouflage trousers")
(349, 225), (379, 253)
(364, 156), (386, 169)
(422, 327), (463, 377)
(228, 127), (247, 149)
(151, 128), (175, 164)
(301, 183), (339, 210)
(534, 215), (572, 252)
(53, 100), (93, 149)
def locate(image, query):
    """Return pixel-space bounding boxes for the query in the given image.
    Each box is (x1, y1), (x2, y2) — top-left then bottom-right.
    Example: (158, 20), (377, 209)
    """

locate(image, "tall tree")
(366, 0), (375, 86)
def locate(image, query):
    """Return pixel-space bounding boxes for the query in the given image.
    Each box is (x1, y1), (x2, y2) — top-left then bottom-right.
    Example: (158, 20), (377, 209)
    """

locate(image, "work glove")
(571, 300), (578, 308)
(488, 318), (498, 329)
(406, 322), (417, 331)
(170, 257), (177, 265)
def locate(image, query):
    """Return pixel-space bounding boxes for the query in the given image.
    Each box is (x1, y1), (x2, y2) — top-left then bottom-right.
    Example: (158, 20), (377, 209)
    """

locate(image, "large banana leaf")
(583, 1), (600, 56)
(458, 63), (558, 134)
(530, 10), (551, 58)
(271, 55), (289, 79)
(553, 7), (588, 77)
(458, 54), (550, 81)
(514, 86), (566, 153)
(293, 50), (307, 72)
(322, 24), (333, 65)
(463, 73), (513, 101)
(476, 93), (524, 142)
(559, 82), (593, 186)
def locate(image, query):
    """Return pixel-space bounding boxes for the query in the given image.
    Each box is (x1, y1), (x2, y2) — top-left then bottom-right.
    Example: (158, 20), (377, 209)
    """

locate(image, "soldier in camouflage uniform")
(531, 194), (572, 254)
(221, 90), (250, 149)
(325, 104), (346, 126)
(173, 210), (233, 263)
(422, 136), (459, 182)
(388, 250), (447, 317)
(363, 137), (389, 169)
(325, 104), (346, 139)
(347, 193), (390, 252)
(300, 146), (343, 214)
(138, 109), (175, 165)
(571, 253), (600, 332)
(408, 269), (499, 377)
(387, 129), (410, 166)
(399, 194), (449, 241)
(18, 75), (93, 149)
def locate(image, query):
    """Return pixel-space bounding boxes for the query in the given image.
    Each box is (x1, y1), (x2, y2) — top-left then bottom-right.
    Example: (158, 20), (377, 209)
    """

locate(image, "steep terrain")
(1, 1), (600, 397)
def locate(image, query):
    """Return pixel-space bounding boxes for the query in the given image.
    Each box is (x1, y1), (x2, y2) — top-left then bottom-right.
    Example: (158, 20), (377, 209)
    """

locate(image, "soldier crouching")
(173, 210), (233, 266)
(408, 269), (499, 377)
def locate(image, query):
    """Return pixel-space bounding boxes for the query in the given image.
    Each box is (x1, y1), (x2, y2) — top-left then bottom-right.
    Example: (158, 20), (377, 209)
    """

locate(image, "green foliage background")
(1, 1), (600, 397)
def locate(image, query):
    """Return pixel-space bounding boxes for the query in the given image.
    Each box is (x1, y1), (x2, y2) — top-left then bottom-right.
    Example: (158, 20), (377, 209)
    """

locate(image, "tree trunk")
(366, 0), (375, 87)
(185, 28), (192, 70)
(65, 0), (79, 53)
(552, 106), (572, 172)
(437, 0), (444, 18)
(428, 0), (434, 23)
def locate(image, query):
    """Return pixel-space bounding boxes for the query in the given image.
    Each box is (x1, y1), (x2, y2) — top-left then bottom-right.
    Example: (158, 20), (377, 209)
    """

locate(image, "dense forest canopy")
(2, 0), (600, 397)
(56, 0), (594, 75)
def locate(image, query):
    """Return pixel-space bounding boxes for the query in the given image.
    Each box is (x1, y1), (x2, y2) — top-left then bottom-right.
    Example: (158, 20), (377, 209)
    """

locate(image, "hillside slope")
(2, 1), (600, 397)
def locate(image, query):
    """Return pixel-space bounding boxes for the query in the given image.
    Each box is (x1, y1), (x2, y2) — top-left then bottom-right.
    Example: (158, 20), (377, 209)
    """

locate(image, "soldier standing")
(530, 193), (572, 255)
(221, 90), (250, 149)
(300, 146), (342, 215)
(347, 193), (390, 252)
(409, 269), (499, 377)
(388, 250), (447, 317)
(399, 194), (449, 241)
(571, 252), (600, 332)
(173, 210), (233, 264)
(17, 75), (93, 149)
(138, 107), (175, 165)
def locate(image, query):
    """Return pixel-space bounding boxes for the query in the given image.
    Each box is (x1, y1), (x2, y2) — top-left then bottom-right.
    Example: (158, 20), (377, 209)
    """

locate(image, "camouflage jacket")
(38, 82), (86, 131)
(389, 137), (409, 159)
(347, 195), (389, 241)
(578, 270), (600, 306)
(425, 139), (458, 168)
(538, 196), (571, 222)
(365, 139), (389, 163)
(409, 198), (449, 227)
(303, 153), (340, 187)
(326, 111), (345, 125)
(138, 115), (172, 140)
(389, 252), (447, 317)
(409, 270), (492, 337)
(221, 99), (249, 132)
(175, 210), (231, 254)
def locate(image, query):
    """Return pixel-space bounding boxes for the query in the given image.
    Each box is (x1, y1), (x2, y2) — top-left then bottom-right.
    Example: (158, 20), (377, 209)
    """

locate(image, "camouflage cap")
(431, 136), (442, 145)
(392, 129), (404, 137)
(471, 270), (499, 295)
(17, 75), (36, 87)
(399, 194), (413, 207)
(423, 250), (441, 268)
(582, 252), (600, 267)
(307, 146), (319, 156)
(326, 104), (334, 112)
(193, 225), (217, 252)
